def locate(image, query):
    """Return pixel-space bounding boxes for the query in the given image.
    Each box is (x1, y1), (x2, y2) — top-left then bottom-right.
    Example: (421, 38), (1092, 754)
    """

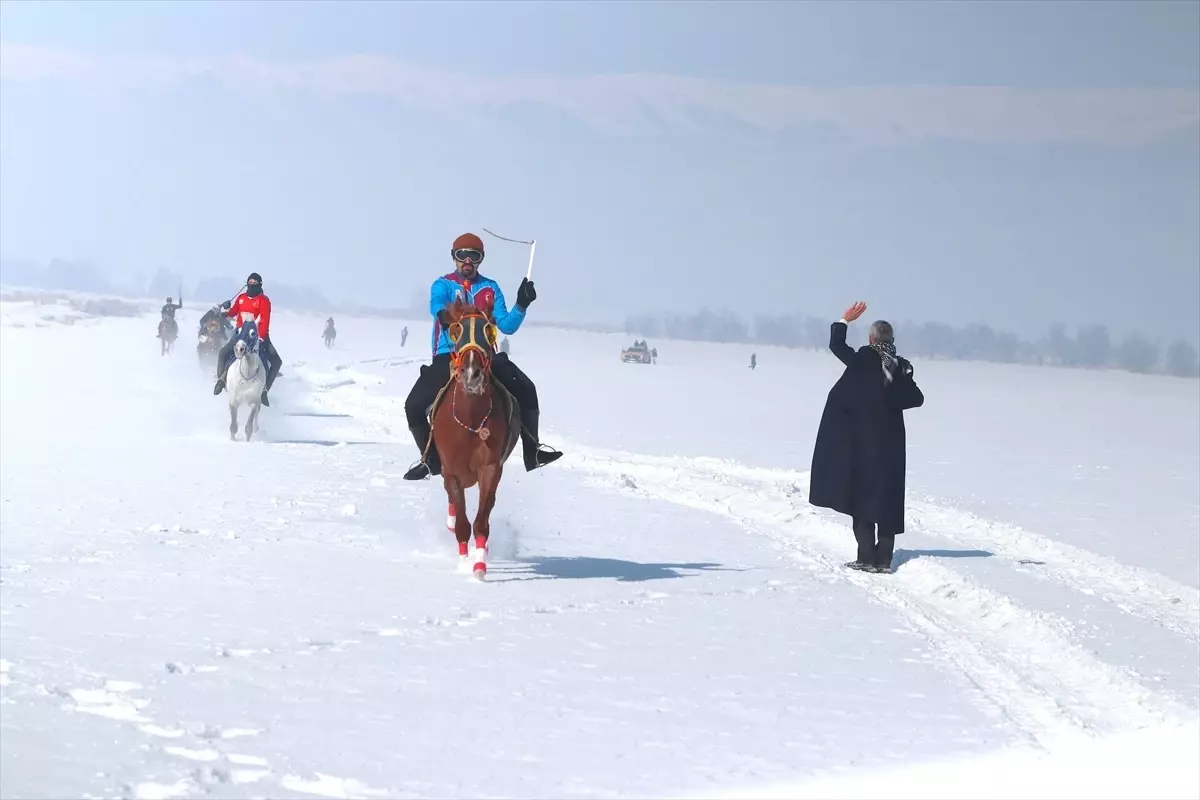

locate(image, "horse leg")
(245, 401), (260, 441)
(229, 402), (239, 440)
(471, 463), (501, 579)
(442, 475), (472, 571)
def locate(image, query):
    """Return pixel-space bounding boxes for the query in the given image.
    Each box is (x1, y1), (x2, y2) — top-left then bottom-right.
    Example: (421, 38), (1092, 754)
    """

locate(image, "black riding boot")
(403, 422), (442, 480)
(520, 409), (563, 472)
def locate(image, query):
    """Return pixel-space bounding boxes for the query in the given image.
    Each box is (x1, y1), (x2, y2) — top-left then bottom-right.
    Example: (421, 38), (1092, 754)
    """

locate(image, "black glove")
(221, 299), (232, 310)
(516, 278), (536, 310)
(437, 310), (451, 330)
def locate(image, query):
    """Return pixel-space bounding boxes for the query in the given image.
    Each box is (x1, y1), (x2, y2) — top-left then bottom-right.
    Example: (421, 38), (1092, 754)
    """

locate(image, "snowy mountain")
(1, 290), (1197, 800)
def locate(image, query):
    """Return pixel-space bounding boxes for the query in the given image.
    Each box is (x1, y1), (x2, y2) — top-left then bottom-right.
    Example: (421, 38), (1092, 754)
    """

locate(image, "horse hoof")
(456, 555), (472, 573)
(472, 564), (487, 580)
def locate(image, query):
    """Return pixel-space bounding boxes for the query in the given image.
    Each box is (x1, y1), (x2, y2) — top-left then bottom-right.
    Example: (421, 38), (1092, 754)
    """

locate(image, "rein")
(237, 346), (263, 381)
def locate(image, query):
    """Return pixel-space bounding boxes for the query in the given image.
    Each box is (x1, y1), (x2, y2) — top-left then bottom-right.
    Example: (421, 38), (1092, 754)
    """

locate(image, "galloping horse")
(158, 317), (178, 356)
(197, 317), (226, 369)
(425, 296), (521, 579)
(226, 319), (267, 442)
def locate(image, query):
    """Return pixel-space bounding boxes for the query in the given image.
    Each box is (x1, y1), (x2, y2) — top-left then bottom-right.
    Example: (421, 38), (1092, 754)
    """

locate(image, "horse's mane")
(444, 294), (495, 322)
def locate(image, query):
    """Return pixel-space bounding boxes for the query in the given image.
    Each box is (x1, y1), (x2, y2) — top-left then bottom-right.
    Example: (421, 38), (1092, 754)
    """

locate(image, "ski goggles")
(451, 248), (484, 264)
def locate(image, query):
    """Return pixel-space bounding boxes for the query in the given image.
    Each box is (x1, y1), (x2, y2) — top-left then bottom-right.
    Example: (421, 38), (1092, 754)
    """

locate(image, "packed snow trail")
(562, 446), (1195, 751)
(2, 294), (1198, 799)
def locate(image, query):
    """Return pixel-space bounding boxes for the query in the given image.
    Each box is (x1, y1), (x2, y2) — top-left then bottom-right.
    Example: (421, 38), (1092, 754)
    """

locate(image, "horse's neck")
(452, 379), (492, 423)
(238, 351), (261, 378)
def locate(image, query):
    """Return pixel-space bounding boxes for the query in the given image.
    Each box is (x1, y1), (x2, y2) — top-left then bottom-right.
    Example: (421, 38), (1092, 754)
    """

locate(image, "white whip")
(483, 228), (537, 281)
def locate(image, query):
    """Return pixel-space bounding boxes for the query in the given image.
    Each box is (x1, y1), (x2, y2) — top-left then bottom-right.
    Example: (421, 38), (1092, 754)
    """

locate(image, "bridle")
(447, 310), (500, 439)
(448, 312), (499, 378)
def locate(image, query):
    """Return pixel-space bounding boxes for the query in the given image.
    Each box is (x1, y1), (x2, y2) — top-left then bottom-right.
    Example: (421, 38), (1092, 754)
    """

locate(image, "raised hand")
(842, 301), (867, 322)
(516, 277), (537, 309)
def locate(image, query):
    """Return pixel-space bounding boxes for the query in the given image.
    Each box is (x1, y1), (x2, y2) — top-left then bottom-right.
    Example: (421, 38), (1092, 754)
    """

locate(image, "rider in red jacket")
(212, 272), (282, 406)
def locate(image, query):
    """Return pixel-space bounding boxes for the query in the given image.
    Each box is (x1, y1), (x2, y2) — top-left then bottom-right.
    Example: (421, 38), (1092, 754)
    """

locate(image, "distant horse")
(323, 320), (336, 348)
(425, 296), (521, 578)
(226, 319), (267, 441)
(158, 317), (178, 356)
(197, 317), (227, 369)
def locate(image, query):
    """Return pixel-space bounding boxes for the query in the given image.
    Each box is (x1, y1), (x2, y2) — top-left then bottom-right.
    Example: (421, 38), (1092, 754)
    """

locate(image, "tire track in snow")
(561, 445), (1195, 750)
(902, 496), (1200, 643)
(554, 442), (1199, 643)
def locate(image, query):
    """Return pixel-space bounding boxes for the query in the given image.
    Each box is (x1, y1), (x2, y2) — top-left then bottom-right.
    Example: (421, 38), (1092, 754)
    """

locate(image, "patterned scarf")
(870, 341), (898, 382)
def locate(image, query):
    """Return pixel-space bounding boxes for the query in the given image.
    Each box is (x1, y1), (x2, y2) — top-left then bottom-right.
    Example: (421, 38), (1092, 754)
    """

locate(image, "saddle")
(427, 375), (522, 465)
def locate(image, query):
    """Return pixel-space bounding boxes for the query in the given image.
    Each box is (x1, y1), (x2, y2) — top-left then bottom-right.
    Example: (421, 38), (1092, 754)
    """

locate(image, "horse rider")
(198, 305), (232, 340)
(159, 296), (182, 337)
(323, 317), (336, 345)
(402, 232), (563, 480)
(212, 272), (282, 406)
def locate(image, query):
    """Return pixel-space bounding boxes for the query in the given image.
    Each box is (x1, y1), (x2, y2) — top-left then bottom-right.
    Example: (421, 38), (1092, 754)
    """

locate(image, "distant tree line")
(623, 309), (1200, 379)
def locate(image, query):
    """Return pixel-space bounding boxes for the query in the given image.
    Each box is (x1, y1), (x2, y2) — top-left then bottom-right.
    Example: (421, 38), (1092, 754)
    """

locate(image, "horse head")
(235, 319), (260, 359)
(445, 295), (499, 396)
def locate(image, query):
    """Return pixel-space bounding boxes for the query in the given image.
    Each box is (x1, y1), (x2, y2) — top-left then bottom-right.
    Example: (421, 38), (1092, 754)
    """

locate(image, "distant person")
(401, 325), (409, 347)
(808, 301), (924, 574)
(213, 272), (283, 407)
(157, 295), (182, 340)
(161, 295), (182, 321)
(323, 317), (336, 348)
(651, 347), (657, 364)
(750, 353), (756, 370)
(196, 304), (231, 343)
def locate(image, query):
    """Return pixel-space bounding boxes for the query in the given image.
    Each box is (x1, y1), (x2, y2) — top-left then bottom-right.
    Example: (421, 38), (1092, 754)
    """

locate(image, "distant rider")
(323, 317), (336, 347)
(198, 305), (232, 340)
(402, 232), (563, 480)
(212, 272), (282, 406)
(159, 296), (182, 337)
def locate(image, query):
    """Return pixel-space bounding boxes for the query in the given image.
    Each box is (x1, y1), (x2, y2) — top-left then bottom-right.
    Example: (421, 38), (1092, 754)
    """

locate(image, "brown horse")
(425, 295), (521, 579)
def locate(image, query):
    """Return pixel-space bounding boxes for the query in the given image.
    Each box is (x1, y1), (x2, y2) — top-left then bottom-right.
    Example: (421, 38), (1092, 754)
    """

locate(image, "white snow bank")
(681, 721), (1200, 800)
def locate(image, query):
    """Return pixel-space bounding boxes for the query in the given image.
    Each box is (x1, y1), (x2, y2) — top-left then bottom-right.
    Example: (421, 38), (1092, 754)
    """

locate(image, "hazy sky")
(1, 0), (1197, 339)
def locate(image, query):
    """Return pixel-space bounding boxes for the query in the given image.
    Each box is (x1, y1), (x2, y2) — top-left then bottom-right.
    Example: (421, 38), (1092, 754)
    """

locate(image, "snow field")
(1, 293), (1197, 799)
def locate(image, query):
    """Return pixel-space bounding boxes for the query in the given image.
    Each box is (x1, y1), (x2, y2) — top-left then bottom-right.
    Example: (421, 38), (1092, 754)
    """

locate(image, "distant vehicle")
(621, 340), (654, 364)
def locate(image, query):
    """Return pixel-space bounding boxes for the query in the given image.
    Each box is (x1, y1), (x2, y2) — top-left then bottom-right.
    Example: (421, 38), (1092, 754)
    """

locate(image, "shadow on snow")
(492, 556), (745, 583)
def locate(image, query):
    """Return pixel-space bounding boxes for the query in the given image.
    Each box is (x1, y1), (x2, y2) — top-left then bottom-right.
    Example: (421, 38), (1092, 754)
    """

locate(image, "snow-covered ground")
(1, 291), (1197, 800)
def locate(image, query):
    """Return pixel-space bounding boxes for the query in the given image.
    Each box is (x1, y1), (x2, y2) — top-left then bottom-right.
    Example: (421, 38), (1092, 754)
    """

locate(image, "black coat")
(808, 322), (925, 534)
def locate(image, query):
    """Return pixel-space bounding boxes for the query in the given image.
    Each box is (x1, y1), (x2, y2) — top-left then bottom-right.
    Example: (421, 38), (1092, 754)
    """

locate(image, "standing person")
(401, 325), (409, 347)
(213, 272), (283, 407)
(750, 353), (756, 370)
(808, 301), (924, 573)
(402, 232), (563, 480)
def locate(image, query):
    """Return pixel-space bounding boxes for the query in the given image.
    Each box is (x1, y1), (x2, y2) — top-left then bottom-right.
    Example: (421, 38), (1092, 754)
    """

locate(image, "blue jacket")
(428, 272), (526, 357)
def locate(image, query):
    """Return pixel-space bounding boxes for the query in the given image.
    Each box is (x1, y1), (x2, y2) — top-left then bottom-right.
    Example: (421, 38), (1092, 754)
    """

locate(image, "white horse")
(227, 320), (267, 441)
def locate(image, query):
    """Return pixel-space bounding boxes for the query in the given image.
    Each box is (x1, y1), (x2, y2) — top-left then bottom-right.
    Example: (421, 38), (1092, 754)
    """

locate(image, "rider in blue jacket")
(403, 232), (563, 480)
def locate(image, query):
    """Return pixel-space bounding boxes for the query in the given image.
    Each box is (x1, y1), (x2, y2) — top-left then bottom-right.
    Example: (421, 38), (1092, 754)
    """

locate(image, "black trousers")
(218, 335), (282, 391)
(405, 352), (540, 464)
(853, 518), (896, 567)
(405, 353), (538, 426)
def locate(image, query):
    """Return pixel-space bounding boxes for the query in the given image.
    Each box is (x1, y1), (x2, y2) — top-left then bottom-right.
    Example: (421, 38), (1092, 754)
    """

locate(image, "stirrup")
(525, 443), (563, 471)
(403, 459), (433, 481)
